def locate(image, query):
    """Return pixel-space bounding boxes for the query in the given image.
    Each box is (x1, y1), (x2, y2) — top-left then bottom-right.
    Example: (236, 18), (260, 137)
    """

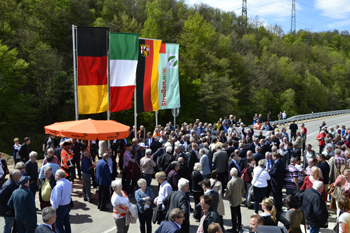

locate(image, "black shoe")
(100, 207), (109, 211)
(83, 198), (88, 201)
(89, 198), (95, 203)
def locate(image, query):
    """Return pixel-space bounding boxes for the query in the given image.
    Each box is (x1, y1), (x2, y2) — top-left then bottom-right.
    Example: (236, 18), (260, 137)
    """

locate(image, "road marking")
(102, 226), (117, 233)
(307, 120), (350, 137)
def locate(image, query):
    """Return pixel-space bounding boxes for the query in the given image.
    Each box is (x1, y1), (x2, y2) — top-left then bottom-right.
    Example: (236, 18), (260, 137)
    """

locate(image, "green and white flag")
(110, 32), (139, 112)
(158, 43), (180, 109)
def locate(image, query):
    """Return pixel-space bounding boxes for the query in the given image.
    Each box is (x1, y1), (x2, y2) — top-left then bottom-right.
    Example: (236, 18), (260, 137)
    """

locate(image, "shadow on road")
(70, 213), (94, 224)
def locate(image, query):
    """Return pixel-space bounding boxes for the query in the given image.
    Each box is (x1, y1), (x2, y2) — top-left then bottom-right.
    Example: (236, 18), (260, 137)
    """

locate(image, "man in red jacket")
(316, 128), (327, 154)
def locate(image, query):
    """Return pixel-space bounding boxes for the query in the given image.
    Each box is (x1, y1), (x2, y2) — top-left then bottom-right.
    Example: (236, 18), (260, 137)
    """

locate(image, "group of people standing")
(2, 116), (350, 233)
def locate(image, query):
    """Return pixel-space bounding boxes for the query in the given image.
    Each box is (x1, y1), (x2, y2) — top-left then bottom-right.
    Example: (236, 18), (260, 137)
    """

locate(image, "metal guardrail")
(271, 109), (350, 126)
(243, 109), (350, 137)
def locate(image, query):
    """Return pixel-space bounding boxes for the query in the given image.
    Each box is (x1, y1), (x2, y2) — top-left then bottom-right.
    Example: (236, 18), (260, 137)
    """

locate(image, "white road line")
(102, 226), (116, 233)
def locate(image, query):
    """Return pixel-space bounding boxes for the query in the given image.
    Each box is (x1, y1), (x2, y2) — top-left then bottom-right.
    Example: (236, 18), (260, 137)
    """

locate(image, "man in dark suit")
(300, 180), (328, 233)
(228, 150), (242, 179)
(269, 152), (285, 212)
(202, 179), (219, 210)
(163, 178), (190, 233)
(151, 136), (163, 153)
(225, 141), (235, 160)
(252, 146), (264, 163)
(187, 143), (199, 175)
(157, 146), (175, 175)
(259, 139), (270, 155)
(95, 152), (112, 211)
(177, 157), (190, 180)
(0, 169), (21, 233)
(264, 152), (274, 198)
(19, 137), (31, 163)
(239, 150), (253, 172)
(212, 144), (229, 191)
(35, 206), (56, 233)
(197, 195), (223, 233)
(155, 208), (184, 233)
(54, 142), (64, 161)
(248, 138), (259, 154)
(238, 143), (247, 158)
(144, 132), (153, 149)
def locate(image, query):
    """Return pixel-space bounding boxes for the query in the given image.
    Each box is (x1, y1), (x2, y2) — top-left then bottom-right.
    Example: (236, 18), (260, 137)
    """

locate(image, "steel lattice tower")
(291, 0), (296, 34)
(242, 0), (247, 28)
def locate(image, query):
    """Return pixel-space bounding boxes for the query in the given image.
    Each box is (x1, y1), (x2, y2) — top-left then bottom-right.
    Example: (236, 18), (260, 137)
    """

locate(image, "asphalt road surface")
(2, 113), (349, 232)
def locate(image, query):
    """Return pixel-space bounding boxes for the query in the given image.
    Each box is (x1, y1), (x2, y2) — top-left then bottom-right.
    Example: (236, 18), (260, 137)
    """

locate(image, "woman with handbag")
(338, 196), (350, 233)
(260, 198), (291, 229)
(135, 178), (154, 233)
(334, 169), (350, 218)
(111, 179), (131, 233)
(284, 195), (306, 233)
(251, 159), (270, 214)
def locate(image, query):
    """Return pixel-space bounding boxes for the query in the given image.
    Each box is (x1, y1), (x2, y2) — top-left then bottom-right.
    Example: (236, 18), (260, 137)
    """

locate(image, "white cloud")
(327, 19), (350, 29)
(315, 0), (350, 19)
(186, 0), (301, 18)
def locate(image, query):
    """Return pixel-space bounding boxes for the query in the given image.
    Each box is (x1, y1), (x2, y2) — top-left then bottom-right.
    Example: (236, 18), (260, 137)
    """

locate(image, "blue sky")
(184, 0), (350, 34)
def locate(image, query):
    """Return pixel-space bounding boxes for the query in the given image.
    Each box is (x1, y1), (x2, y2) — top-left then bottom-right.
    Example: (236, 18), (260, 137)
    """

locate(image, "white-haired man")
(225, 168), (245, 233)
(25, 151), (39, 199)
(300, 180), (328, 233)
(50, 170), (72, 233)
(140, 149), (156, 187)
(163, 178), (190, 233)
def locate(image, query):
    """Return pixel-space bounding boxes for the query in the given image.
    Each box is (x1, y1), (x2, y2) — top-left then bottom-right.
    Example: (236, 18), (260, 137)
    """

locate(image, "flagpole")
(155, 111), (158, 127)
(134, 87), (137, 139)
(72, 25), (78, 121)
(107, 30), (111, 121)
(107, 30), (111, 148)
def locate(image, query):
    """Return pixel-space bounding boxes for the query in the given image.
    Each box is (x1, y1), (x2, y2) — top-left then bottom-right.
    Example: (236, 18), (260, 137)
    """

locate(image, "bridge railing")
(271, 109), (350, 126)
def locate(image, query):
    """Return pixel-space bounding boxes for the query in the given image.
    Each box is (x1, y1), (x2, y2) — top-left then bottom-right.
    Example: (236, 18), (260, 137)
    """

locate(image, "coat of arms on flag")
(140, 44), (150, 57)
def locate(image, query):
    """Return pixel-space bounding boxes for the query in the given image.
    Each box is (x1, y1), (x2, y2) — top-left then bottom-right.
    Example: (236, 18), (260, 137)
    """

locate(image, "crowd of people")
(1, 114), (350, 233)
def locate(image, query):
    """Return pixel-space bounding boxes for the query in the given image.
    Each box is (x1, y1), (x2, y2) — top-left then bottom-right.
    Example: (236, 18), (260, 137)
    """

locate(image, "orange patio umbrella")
(44, 119), (130, 141)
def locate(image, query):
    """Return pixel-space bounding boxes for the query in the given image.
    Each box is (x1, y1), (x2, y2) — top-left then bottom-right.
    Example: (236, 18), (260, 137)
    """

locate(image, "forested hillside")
(1, 0), (350, 153)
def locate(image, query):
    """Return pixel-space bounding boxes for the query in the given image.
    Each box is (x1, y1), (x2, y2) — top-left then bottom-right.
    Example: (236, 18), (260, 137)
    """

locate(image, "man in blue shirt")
(95, 152), (112, 211)
(50, 170), (72, 233)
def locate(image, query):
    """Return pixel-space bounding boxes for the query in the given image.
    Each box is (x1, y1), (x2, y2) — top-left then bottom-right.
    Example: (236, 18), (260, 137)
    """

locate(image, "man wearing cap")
(60, 140), (74, 182)
(136, 142), (146, 165)
(19, 137), (31, 163)
(0, 169), (21, 233)
(50, 170), (72, 233)
(8, 175), (37, 233)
